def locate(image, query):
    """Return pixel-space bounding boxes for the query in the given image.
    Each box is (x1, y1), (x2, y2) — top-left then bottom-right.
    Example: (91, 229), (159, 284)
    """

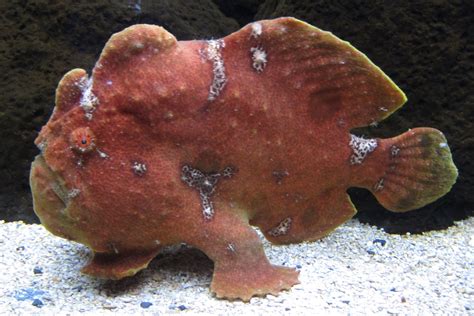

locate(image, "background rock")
(0, 0), (471, 233)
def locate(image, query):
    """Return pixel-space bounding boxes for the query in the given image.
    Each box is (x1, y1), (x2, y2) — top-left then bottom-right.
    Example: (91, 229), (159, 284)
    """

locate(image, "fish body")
(30, 18), (457, 300)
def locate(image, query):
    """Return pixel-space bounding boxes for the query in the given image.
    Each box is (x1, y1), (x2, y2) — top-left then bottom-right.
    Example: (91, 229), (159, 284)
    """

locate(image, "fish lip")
(33, 154), (57, 183)
(31, 154), (69, 207)
(31, 154), (81, 242)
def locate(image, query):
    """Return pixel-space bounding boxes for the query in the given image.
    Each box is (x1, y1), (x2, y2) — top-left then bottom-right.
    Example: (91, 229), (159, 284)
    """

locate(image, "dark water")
(0, 0), (472, 233)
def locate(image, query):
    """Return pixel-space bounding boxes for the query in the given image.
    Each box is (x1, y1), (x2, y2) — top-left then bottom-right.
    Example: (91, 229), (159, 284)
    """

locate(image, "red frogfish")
(30, 17), (458, 301)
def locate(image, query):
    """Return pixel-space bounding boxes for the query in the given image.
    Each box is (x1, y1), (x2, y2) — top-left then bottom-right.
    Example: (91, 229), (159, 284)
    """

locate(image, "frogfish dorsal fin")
(52, 68), (88, 121)
(96, 24), (177, 68)
(87, 24), (179, 114)
(236, 17), (407, 128)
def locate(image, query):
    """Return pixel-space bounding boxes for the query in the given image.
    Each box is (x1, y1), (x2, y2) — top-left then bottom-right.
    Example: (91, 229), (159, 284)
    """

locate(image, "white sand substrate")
(0, 217), (472, 315)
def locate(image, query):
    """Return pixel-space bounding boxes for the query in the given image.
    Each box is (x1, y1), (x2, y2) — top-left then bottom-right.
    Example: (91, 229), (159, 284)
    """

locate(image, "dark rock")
(140, 301), (153, 309)
(33, 266), (43, 274)
(178, 305), (187, 311)
(373, 239), (387, 247)
(32, 299), (43, 307)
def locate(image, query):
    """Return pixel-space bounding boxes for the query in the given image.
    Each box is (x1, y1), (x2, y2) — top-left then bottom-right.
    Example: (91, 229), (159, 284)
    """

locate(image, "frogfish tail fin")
(368, 128), (458, 212)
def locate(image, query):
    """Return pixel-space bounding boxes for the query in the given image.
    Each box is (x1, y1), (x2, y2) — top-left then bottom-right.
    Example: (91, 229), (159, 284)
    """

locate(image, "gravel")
(1, 217), (472, 315)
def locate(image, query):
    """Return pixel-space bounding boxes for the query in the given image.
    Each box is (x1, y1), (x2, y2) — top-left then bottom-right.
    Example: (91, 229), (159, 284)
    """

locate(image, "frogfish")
(30, 17), (458, 301)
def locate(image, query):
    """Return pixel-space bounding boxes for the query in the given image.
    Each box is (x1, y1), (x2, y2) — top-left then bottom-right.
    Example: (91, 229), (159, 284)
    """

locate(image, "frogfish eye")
(70, 127), (96, 153)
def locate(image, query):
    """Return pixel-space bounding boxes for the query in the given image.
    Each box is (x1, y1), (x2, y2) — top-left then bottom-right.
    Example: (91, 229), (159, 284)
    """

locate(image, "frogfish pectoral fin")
(81, 247), (162, 280)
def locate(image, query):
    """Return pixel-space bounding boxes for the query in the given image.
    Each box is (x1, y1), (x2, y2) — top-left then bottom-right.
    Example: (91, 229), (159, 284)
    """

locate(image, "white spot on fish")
(78, 77), (99, 119)
(222, 166), (236, 178)
(200, 193), (214, 220)
(76, 158), (84, 167)
(164, 110), (174, 120)
(349, 134), (378, 165)
(181, 165), (235, 220)
(96, 149), (109, 159)
(439, 142), (448, 148)
(67, 188), (81, 199)
(250, 46), (267, 72)
(205, 39), (226, 101)
(131, 161), (147, 176)
(226, 243), (237, 253)
(268, 217), (292, 237)
(250, 22), (262, 38)
(374, 178), (384, 192)
(390, 145), (400, 157)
